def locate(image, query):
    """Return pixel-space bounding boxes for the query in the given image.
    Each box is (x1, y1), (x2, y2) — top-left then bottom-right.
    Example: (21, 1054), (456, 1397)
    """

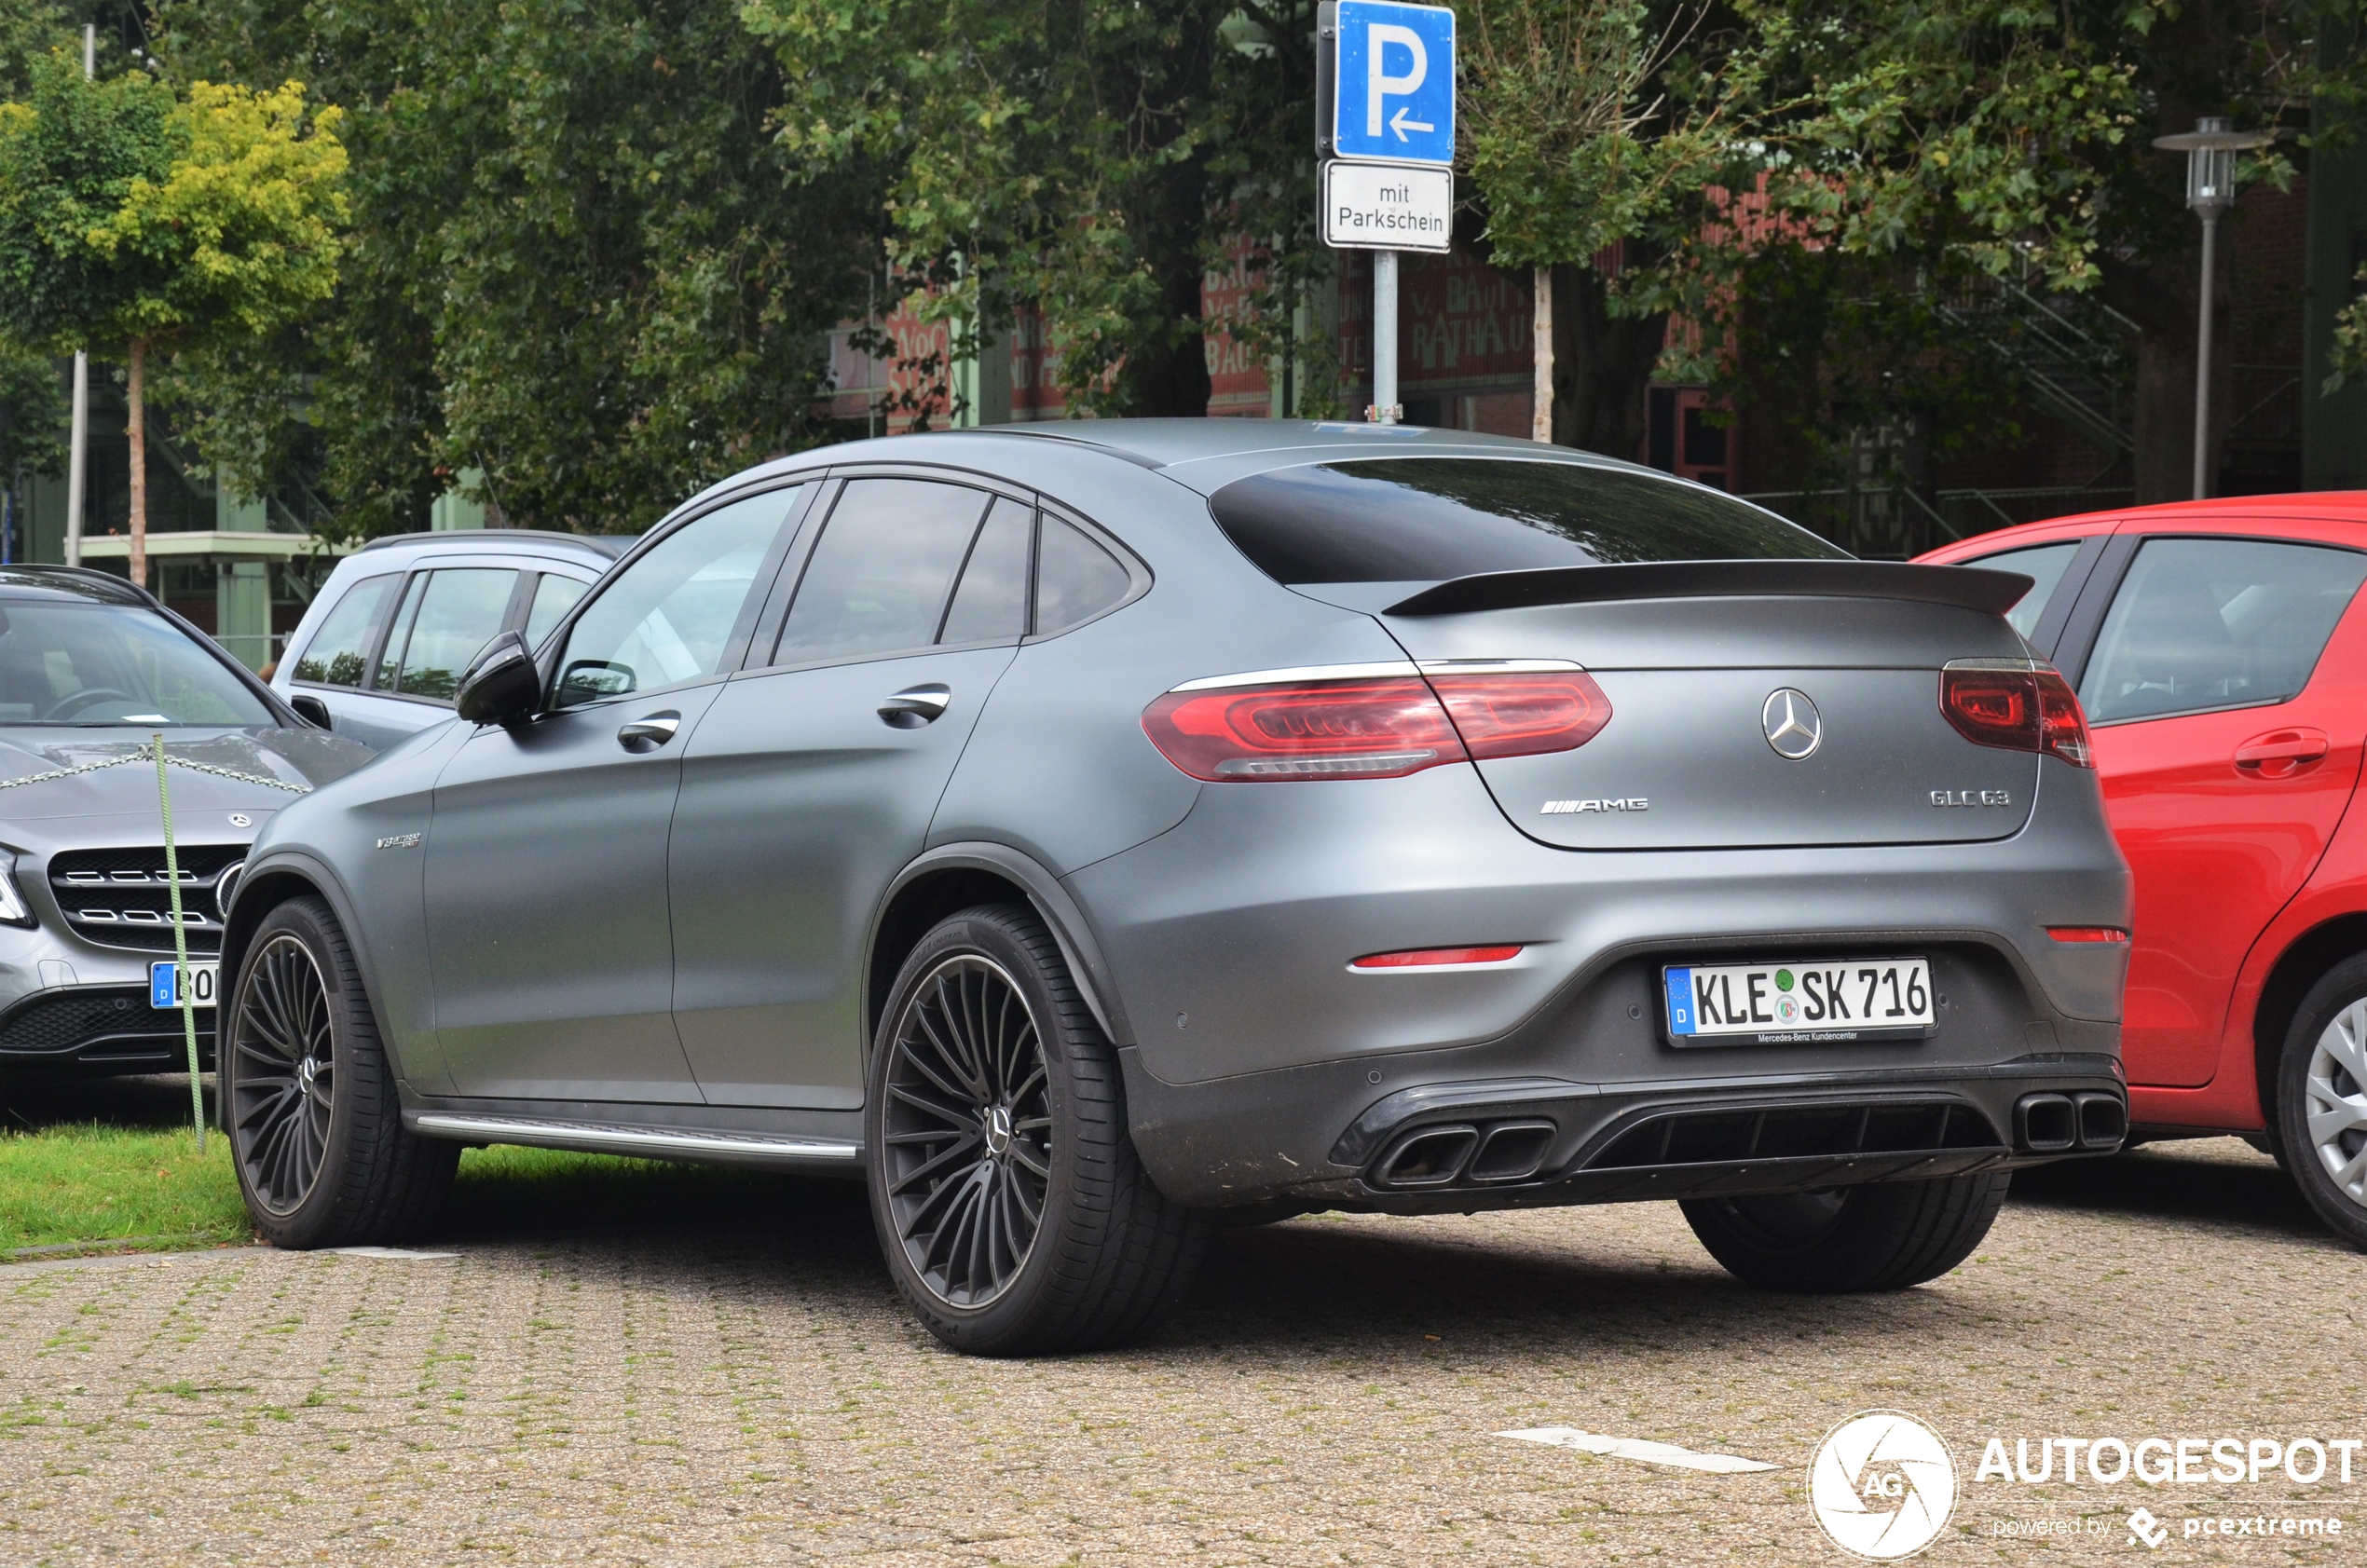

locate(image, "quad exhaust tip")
(1373, 1119), (1559, 1189)
(2015, 1091), (2124, 1153)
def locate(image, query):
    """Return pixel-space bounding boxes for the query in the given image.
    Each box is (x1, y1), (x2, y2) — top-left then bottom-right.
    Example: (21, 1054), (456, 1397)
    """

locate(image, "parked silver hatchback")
(270, 530), (632, 749)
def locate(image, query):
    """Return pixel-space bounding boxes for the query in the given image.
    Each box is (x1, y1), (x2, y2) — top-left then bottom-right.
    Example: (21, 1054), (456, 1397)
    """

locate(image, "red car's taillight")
(1142, 668), (1613, 782)
(1939, 661), (2094, 769)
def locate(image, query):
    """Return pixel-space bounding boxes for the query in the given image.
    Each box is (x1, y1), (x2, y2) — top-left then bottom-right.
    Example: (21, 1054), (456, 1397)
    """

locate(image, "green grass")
(0, 1121), (249, 1254)
(0, 1075), (855, 1259)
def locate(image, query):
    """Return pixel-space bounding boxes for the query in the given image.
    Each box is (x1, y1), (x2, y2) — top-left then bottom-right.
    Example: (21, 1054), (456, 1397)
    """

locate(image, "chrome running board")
(410, 1113), (859, 1164)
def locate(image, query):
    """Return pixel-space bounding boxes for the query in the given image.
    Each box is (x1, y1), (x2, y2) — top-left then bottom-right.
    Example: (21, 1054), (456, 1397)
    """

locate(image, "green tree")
(0, 56), (345, 582)
(745, 0), (1321, 420)
(163, 0), (882, 535)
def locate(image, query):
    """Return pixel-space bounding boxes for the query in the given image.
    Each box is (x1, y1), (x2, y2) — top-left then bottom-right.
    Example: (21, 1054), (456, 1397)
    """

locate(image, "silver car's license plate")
(149, 960), (219, 1009)
(1663, 958), (1935, 1044)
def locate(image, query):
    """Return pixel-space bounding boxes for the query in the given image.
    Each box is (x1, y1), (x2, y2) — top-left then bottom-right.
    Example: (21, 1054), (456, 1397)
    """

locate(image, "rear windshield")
(1208, 457), (1843, 585)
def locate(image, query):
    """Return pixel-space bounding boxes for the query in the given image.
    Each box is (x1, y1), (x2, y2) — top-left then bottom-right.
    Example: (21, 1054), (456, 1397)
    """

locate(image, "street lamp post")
(2153, 116), (2274, 501)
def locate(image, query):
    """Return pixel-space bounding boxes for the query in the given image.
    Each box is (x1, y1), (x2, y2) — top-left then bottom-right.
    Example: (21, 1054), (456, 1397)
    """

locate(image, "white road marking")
(1497, 1427), (1776, 1473)
(330, 1247), (459, 1260)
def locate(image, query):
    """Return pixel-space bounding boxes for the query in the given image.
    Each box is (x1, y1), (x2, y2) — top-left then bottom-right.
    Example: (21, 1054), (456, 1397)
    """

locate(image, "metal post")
(1372, 250), (1399, 424)
(63, 25), (93, 569)
(2192, 211), (2218, 500)
(1531, 265), (1554, 443)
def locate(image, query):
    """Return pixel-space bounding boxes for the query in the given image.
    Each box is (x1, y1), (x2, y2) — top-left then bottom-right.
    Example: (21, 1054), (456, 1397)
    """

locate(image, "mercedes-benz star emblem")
(1762, 689), (1823, 760)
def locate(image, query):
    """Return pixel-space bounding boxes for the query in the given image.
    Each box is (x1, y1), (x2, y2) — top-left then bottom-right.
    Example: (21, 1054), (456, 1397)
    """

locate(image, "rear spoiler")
(1382, 560), (2033, 618)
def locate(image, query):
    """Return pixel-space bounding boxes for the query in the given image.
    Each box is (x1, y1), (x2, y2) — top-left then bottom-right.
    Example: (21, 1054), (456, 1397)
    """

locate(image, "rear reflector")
(1142, 670), (1611, 782)
(1939, 661), (2095, 768)
(1350, 945), (1525, 969)
(2046, 927), (2129, 944)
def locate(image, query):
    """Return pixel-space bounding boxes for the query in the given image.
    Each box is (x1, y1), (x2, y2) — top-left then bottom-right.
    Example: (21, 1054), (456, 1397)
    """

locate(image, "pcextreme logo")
(1809, 1411), (1959, 1561)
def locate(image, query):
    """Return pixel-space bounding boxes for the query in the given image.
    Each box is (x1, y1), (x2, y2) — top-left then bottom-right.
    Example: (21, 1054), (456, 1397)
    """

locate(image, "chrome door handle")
(878, 683), (952, 729)
(617, 711), (681, 752)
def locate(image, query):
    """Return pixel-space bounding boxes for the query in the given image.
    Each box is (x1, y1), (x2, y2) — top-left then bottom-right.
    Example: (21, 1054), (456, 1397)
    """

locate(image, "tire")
(2272, 953), (2367, 1249)
(865, 903), (1208, 1356)
(1680, 1172), (2011, 1293)
(222, 895), (458, 1249)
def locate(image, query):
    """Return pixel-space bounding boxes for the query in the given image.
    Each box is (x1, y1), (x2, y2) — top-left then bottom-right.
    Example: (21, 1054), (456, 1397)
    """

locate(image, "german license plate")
(149, 960), (219, 1009)
(1663, 958), (1935, 1044)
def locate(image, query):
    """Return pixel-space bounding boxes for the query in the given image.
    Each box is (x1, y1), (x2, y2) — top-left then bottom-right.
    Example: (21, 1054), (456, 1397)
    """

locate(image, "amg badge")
(1541, 798), (1649, 814)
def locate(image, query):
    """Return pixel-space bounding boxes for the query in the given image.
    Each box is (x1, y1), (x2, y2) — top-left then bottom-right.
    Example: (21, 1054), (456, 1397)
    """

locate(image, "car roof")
(357, 528), (636, 561)
(0, 566), (159, 606)
(1922, 492), (2367, 561)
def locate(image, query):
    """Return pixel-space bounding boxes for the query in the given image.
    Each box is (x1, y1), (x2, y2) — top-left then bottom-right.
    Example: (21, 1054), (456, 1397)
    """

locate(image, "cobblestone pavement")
(2, 1138), (2359, 1565)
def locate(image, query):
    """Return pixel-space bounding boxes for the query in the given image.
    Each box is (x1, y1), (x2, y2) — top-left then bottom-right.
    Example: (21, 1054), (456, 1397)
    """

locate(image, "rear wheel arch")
(867, 846), (1130, 1056)
(2253, 913), (2367, 1127)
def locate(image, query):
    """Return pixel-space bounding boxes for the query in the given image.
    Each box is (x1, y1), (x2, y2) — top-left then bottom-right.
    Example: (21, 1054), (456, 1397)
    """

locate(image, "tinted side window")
(1034, 518), (1131, 635)
(1968, 540), (2084, 641)
(373, 573), (428, 690)
(2081, 538), (2367, 725)
(393, 568), (519, 702)
(939, 498), (1033, 645)
(523, 572), (588, 648)
(293, 573), (399, 688)
(775, 479), (992, 663)
(556, 487), (799, 706)
(1209, 457), (1842, 586)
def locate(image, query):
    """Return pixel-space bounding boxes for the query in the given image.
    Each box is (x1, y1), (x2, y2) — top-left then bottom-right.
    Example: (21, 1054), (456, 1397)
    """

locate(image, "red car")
(1922, 496), (2367, 1245)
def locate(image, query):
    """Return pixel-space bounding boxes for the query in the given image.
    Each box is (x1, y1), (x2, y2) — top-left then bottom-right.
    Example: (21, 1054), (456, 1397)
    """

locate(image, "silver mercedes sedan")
(216, 421), (2131, 1355)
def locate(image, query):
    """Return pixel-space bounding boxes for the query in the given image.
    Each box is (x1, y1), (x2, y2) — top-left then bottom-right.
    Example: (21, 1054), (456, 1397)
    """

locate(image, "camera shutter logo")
(1808, 1411), (1956, 1561)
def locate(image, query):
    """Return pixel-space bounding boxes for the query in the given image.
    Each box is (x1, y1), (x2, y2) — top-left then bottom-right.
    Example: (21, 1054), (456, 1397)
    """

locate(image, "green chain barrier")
(152, 734), (207, 1152)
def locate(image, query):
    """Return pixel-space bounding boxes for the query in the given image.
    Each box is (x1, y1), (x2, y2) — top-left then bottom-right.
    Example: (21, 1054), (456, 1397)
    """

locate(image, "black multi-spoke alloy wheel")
(1680, 1171), (2011, 1293)
(2273, 954), (2367, 1250)
(866, 904), (1208, 1355)
(224, 896), (458, 1248)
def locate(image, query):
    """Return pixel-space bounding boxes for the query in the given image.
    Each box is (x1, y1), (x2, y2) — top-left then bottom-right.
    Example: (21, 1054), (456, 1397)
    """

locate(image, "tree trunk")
(1531, 266), (1553, 443)
(1549, 263), (1663, 458)
(2132, 330), (2201, 504)
(128, 338), (147, 593)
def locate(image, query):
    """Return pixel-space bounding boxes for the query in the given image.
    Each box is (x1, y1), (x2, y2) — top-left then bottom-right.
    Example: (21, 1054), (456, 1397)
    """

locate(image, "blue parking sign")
(1332, 0), (1455, 167)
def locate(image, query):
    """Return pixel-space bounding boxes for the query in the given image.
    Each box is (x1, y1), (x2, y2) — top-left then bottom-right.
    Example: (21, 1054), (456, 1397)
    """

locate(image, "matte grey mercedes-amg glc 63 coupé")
(217, 421), (2131, 1354)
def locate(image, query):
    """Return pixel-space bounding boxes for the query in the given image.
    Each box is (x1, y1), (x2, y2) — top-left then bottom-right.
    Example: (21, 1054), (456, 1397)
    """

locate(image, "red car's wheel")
(2276, 954), (2367, 1250)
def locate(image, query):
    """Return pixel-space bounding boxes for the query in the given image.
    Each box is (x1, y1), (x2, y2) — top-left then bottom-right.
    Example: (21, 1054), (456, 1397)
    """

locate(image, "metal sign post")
(1318, 0), (1455, 425)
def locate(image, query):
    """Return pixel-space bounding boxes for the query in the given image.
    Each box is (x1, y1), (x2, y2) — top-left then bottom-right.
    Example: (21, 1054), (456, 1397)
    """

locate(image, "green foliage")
(0, 48), (176, 356)
(745, 0), (1323, 418)
(164, 0), (881, 536)
(2327, 264), (2367, 394)
(0, 339), (63, 479)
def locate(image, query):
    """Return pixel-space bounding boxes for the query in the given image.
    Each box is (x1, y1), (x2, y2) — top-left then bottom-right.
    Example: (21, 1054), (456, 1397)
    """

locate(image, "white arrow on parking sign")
(1389, 105), (1432, 140)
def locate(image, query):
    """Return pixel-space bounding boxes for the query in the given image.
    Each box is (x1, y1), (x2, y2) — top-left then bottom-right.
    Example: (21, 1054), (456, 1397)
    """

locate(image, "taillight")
(2047, 927), (2128, 944)
(1142, 665), (1613, 782)
(1940, 661), (2094, 769)
(1424, 670), (1612, 758)
(1142, 676), (1466, 780)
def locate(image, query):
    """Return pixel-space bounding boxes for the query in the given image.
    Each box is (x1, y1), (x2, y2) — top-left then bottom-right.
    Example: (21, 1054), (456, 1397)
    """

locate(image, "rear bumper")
(1121, 1045), (2123, 1210)
(0, 983), (214, 1074)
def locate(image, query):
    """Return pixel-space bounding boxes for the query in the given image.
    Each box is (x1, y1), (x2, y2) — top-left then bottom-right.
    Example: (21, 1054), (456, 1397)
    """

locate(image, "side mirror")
(455, 632), (541, 726)
(288, 693), (333, 729)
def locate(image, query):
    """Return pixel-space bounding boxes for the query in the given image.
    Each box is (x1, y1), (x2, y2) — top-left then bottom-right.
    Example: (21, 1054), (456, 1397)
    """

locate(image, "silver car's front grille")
(46, 846), (247, 954)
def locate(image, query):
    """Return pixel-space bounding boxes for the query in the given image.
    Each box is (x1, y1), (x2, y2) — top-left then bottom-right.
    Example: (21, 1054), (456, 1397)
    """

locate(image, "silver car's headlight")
(0, 852), (34, 928)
